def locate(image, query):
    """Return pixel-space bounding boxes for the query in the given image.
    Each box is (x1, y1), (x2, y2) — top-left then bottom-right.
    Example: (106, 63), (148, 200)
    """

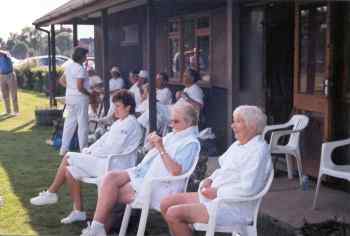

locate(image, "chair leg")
(312, 173), (323, 210)
(286, 154), (294, 179)
(119, 204), (132, 236)
(295, 153), (303, 186)
(205, 227), (216, 236)
(136, 204), (150, 236)
(245, 225), (257, 236)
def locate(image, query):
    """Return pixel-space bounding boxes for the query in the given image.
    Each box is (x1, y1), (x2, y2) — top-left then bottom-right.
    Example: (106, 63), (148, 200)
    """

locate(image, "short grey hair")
(171, 103), (198, 126)
(233, 105), (267, 134)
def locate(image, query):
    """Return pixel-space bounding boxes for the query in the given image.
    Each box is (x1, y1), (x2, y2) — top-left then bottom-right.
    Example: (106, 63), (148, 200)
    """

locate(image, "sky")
(0, 0), (94, 40)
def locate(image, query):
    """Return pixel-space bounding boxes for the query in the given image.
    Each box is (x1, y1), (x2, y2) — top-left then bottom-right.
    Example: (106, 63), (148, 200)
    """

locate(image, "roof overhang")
(33, 0), (147, 27)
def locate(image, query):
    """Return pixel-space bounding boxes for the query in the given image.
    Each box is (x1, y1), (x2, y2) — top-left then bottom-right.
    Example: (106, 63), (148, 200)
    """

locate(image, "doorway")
(293, 2), (334, 177)
(239, 2), (294, 122)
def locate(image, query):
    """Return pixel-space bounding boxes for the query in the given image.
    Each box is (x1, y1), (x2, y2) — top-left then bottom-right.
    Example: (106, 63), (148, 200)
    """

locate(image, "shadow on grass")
(0, 113), (15, 122)
(0, 125), (97, 236)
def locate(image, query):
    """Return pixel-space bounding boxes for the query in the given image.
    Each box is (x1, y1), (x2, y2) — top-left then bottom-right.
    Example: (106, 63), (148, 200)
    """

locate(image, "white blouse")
(200, 135), (272, 225)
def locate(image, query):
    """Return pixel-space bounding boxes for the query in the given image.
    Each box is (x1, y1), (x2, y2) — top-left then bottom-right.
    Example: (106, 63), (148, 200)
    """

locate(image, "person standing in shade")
(59, 47), (90, 156)
(156, 72), (173, 105)
(0, 50), (19, 115)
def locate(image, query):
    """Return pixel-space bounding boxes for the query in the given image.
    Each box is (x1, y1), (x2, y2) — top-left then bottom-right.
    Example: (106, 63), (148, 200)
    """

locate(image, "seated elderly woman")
(30, 90), (143, 224)
(80, 103), (201, 236)
(160, 105), (272, 236)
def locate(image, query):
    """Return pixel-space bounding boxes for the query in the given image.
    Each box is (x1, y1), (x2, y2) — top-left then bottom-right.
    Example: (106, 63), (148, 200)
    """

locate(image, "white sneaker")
(61, 210), (87, 224)
(30, 191), (58, 206)
(80, 222), (107, 236)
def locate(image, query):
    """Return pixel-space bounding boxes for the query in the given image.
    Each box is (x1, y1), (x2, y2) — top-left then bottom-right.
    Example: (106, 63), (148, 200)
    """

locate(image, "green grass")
(0, 90), (96, 236)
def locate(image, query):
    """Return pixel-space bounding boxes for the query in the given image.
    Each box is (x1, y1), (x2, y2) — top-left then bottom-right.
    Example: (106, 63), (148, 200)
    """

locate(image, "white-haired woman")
(160, 105), (272, 236)
(80, 103), (200, 236)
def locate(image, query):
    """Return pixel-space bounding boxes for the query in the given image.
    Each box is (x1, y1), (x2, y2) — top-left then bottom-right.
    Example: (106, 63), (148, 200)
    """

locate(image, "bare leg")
(65, 170), (83, 211)
(161, 192), (209, 236)
(48, 155), (70, 193)
(93, 171), (133, 224)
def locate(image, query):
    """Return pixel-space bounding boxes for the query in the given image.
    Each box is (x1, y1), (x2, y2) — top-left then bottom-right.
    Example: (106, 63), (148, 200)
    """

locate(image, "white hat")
(110, 66), (120, 73)
(138, 70), (149, 79)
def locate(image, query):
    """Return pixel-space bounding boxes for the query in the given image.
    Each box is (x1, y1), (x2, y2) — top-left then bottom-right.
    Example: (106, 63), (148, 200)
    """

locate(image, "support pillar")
(73, 20), (79, 47)
(147, 0), (157, 132)
(101, 9), (110, 114)
(50, 24), (57, 107)
(226, 0), (240, 144)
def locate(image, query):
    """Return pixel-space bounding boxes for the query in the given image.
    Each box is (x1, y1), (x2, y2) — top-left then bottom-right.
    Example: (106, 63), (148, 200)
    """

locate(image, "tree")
(0, 37), (5, 49)
(56, 31), (73, 57)
(11, 42), (28, 59)
(3, 25), (74, 58)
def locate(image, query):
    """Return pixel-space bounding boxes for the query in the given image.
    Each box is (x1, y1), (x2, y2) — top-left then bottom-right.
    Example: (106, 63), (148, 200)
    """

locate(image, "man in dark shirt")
(0, 50), (19, 115)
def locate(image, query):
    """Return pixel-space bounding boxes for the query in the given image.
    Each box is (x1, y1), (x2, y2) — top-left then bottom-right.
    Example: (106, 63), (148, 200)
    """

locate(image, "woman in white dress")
(59, 47), (90, 156)
(160, 105), (272, 236)
(80, 103), (201, 236)
(30, 90), (143, 225)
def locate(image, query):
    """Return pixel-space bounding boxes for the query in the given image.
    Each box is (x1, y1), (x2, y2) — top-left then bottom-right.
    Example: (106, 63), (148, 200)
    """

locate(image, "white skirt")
(66, 152), (107, 180)
(198, 191), (253, 226)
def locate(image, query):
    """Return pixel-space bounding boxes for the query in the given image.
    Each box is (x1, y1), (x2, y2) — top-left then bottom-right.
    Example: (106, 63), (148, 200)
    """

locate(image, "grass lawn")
(0, 90), (96, 236)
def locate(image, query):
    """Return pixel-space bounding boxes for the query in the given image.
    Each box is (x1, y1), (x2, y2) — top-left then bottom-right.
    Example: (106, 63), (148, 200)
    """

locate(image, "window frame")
(167, 13), (212, 87)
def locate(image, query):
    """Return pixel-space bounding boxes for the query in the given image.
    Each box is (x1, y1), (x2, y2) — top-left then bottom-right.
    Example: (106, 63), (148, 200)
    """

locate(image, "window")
(168, 15), (210, 82)
(299, 5), (327, 95)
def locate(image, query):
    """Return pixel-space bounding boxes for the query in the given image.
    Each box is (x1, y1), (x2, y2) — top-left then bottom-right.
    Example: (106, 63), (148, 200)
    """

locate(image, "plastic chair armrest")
(270, 129), (304, 147)
(148, 172), (191, 184)
(104, 149), (137, 172)
(320, 138), (350, 167)
(263, 123), (290, 138)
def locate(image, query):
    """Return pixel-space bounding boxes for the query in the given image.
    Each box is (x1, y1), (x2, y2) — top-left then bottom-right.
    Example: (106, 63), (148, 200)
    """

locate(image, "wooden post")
(73, 20), (79, 47)
(50, 24), (57, 107)
(226, 0), (238, 145)
(101, 9), (110, 114)
(147, 0), (157, 132)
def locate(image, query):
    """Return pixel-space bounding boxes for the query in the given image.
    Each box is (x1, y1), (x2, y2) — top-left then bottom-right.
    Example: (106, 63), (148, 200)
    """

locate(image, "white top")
(200, 135), (272, 225)
(137, 102), (171, 133)
(109, 77), (124, 92)
(85, 115), (142, 158)
(129, 83), (142, 106)
(177, 84), (204, 106)
(156, 87), (173, 105)
(89, 75), (102, 87)
(64, 61), (89, 104)
(129, 126), (200, 210)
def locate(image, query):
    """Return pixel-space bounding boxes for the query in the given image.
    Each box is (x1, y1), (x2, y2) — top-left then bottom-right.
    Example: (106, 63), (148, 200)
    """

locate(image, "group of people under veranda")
(29, 47), (273, 236)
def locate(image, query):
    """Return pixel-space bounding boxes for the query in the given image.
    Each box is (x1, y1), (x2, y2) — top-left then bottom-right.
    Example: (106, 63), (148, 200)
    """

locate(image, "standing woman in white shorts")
(59, 47), (90, 156)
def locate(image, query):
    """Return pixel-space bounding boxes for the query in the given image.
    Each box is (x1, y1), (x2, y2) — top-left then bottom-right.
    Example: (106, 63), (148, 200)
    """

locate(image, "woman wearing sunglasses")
(80, 103), (200, 236)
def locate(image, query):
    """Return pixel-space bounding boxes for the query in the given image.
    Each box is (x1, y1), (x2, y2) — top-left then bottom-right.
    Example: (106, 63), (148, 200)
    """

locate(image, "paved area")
(207, 156), (350, 231)
(261, 174), (350, 228)
(112, 157), (350, 235)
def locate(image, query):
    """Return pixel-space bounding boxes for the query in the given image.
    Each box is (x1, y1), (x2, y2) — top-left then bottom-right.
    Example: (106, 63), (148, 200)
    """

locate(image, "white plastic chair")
(81, 147), (139, 186)
(193, 170), (274, 236)
(312, 138), (350, 209)
(118, 147), (201, 236)
(263, 115), (309, 185)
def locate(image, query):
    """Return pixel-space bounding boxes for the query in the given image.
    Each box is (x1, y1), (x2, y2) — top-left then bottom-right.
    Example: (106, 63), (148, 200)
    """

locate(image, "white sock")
(91, 220), (104, 230)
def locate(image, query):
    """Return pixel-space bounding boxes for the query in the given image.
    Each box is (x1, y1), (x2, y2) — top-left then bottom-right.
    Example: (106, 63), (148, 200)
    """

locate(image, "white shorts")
(66, 152), (107, 180)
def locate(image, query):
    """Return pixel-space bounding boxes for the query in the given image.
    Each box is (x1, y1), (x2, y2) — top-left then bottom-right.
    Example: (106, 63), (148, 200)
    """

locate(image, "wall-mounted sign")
(121, 24), (139, 46)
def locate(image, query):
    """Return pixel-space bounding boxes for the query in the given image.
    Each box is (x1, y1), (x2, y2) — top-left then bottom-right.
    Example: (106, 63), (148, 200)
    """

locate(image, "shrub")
(14, 62), (64, 96)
